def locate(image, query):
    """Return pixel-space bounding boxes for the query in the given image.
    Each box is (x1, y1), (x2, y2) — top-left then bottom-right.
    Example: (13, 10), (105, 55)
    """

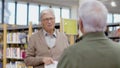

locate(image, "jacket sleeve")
(24, 36), (44, 66)
(57, 49), (72, 68)
(57, 47), (82, 68)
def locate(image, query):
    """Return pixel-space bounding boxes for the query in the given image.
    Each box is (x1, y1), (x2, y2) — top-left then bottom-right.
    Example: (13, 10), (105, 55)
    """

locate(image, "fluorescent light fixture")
(111, 1), (117, 7)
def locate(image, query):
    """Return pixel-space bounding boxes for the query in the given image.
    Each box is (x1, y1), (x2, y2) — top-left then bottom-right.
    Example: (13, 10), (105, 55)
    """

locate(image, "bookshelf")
(2, 23), (33, 68)
(74, 23), (120, 42)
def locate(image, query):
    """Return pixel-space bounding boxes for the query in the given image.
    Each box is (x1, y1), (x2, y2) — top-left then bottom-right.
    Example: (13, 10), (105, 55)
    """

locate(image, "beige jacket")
(24, 29), (69, 68)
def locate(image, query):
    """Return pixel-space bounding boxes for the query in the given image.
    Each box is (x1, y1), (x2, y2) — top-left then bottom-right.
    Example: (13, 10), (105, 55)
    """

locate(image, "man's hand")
(42, 57), (54, 65)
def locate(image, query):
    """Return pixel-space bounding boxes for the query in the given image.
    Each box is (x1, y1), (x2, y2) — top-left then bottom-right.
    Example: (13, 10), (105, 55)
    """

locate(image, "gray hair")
(40, 8), (55, 21)
(79, 0), (108, 33)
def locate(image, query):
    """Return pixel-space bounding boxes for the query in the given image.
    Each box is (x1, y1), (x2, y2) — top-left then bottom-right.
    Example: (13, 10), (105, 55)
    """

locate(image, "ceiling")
(4, 0), (120, 14)
(99, 0), (120, 14)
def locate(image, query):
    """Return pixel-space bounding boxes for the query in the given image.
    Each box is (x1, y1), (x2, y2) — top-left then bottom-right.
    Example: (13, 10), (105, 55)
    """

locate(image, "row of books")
(6, 47), (25, 59)
(7, 32), (27, 43)
(6, 61), (33, 68)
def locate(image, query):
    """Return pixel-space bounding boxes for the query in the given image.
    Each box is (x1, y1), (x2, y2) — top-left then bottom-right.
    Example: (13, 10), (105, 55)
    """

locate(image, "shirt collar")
(43, 29), (57, 37)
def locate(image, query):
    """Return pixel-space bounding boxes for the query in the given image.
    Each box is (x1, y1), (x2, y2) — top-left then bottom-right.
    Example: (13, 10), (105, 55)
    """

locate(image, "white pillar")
(71, 6), (78, 19)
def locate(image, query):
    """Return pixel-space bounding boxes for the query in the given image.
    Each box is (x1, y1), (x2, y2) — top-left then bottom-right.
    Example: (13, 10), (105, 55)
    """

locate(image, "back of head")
(79, 0), (108, 33)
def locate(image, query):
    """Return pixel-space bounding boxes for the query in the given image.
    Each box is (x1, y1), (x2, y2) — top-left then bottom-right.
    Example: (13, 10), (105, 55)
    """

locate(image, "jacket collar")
(82, 32), (108, 41)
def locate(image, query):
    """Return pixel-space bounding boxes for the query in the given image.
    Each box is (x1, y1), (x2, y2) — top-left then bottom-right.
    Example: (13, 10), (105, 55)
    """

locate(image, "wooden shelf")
(7, 43), (26, 45)
(7, 58), (24, 61)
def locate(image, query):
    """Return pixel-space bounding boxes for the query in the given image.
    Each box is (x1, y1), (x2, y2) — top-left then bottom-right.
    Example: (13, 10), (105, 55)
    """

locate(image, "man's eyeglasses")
(42, 17), (55, 22)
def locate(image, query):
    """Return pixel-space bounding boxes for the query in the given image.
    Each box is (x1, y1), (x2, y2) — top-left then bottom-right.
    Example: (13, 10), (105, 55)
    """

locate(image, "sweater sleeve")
(24, 36), (44, 66)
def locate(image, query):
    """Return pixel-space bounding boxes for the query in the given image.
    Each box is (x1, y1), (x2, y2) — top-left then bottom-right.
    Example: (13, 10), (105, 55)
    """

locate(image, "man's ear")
(79, 19), (84, 33)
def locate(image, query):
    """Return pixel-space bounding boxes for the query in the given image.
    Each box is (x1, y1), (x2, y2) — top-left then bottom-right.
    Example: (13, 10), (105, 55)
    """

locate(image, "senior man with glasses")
(24, 8), (69, 68)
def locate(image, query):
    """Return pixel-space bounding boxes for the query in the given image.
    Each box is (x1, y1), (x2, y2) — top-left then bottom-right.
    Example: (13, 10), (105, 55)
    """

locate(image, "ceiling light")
(111, 1), (117, 7)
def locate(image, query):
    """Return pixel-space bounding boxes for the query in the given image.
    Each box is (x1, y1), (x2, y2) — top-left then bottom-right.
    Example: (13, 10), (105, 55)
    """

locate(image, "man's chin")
(47, 28), (53, 31)
(48, 27), (53, 29)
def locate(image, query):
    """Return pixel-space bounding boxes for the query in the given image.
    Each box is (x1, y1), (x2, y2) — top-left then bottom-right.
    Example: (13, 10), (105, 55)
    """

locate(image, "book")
(44, 61), (58, 68)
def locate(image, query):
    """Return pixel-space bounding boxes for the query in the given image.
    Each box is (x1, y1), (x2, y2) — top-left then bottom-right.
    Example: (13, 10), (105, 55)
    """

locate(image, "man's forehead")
(42, 13), (54, 18)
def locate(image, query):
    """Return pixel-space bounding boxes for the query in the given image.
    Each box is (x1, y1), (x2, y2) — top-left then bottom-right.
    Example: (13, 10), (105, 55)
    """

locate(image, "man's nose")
(48, 19), (51, 23)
